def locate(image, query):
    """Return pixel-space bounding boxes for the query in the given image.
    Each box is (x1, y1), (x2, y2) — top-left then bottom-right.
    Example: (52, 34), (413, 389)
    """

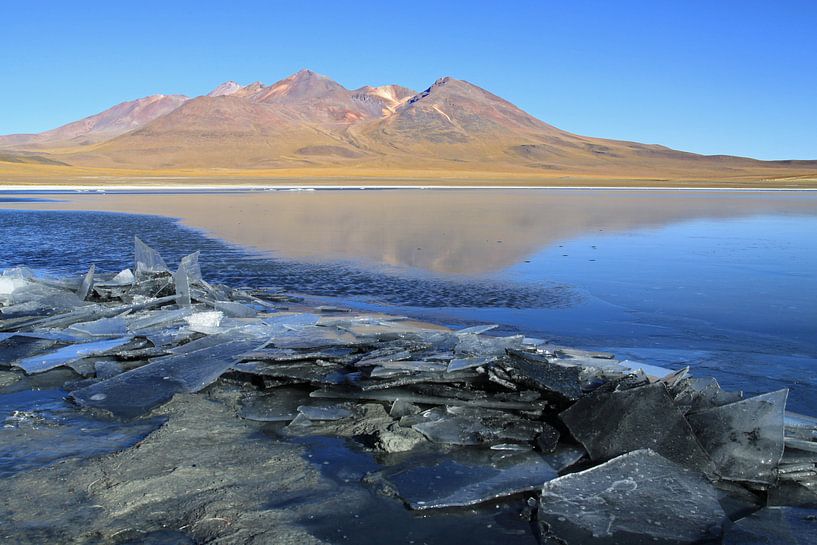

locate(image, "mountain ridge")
(1, 70), (815, 182)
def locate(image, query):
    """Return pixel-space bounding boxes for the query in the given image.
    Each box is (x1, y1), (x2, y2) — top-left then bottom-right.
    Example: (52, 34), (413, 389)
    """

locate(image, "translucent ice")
(687, 389), (788, 484)
(134, 236), (169, 275)
(539, 449), (727, 545)
(76, 264), (95, 301)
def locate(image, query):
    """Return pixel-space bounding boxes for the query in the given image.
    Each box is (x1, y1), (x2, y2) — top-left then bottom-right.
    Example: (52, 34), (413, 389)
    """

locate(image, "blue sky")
(1, 0), (815, 160)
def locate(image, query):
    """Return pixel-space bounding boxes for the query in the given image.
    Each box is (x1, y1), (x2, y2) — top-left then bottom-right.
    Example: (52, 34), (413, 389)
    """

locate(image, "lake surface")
(2, 188), (816, 416)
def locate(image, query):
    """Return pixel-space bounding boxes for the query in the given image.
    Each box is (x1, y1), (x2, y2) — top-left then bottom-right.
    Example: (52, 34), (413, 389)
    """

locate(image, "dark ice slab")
(560, 382), (716, 476)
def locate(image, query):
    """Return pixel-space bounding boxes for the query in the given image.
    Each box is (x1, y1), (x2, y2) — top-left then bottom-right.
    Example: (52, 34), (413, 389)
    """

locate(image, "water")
(1, 189), (815, 416)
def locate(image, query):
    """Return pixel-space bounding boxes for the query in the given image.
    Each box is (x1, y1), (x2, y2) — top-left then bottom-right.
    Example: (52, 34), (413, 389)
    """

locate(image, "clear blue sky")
(2, 0), (815, 160)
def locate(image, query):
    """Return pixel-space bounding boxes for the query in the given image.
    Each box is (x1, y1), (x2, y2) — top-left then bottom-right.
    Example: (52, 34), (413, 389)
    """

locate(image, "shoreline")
(2, 184), (817, 192)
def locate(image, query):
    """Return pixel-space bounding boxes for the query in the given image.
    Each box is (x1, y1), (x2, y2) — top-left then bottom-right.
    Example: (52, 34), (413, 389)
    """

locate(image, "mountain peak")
(252, 69), (346, 103)
(207, 81), (242, 97)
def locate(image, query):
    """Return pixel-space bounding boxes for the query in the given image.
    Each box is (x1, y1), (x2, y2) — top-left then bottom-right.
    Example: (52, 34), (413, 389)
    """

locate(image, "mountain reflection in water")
(5, 189), (817, 275)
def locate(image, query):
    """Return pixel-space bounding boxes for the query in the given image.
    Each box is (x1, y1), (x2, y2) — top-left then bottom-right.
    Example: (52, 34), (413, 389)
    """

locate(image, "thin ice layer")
(382, 446), (584, 510)
(560, 382), (716, 476)
(539, 449), (728, 545)
(687, 389), (788, 484)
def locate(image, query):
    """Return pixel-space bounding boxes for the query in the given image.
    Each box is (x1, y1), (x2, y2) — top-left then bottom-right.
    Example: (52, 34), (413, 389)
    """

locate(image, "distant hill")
(1, 69), (815, 182)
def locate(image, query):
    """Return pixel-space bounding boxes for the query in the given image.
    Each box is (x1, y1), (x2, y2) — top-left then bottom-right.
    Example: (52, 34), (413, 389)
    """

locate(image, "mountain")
(1, 70), (815, 182)
(0, 94), (189, 150)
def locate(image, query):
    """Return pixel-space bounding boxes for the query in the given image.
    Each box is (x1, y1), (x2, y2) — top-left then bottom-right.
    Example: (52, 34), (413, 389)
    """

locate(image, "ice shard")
(76, 264), (95, 301)
(134, 236), (169, 275)
(560, 382), (716, 476)
(686, 389), (788, 484)
(111, 268), (135, 285)
(179, 251), (202, 283)
(538, 449), (728, 545)
(173, 263), (191, 307)
(381, 446), (584, 510)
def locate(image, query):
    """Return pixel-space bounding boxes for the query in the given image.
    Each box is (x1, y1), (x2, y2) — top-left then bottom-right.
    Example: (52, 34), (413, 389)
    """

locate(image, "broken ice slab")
(15, 294), (178, 331)
(14, 337), (132, 374)
(297, 404), (352, 421)
(381, 446), (584, 510)
(0, 335), (62, 368)
(722, 506), (817, 545)
(134, 236), (169, 275)
(210, 300), (257, 318)
(76, 264), (95, 301)
(231, 360), (346, 386)
(455, 333), (523, 357)
(539, 449), (728, 545)
(71, 334), (264, 418)
(447, 355), (498, 373)
(560, 382), (716, 476)
(499, 349), (583, 403)
(686, 389), (788, 484)
(68, 316), (128, 337)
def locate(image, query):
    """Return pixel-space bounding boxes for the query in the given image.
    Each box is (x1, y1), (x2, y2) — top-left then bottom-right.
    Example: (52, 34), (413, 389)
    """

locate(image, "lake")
(2, 188), (815, 413)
